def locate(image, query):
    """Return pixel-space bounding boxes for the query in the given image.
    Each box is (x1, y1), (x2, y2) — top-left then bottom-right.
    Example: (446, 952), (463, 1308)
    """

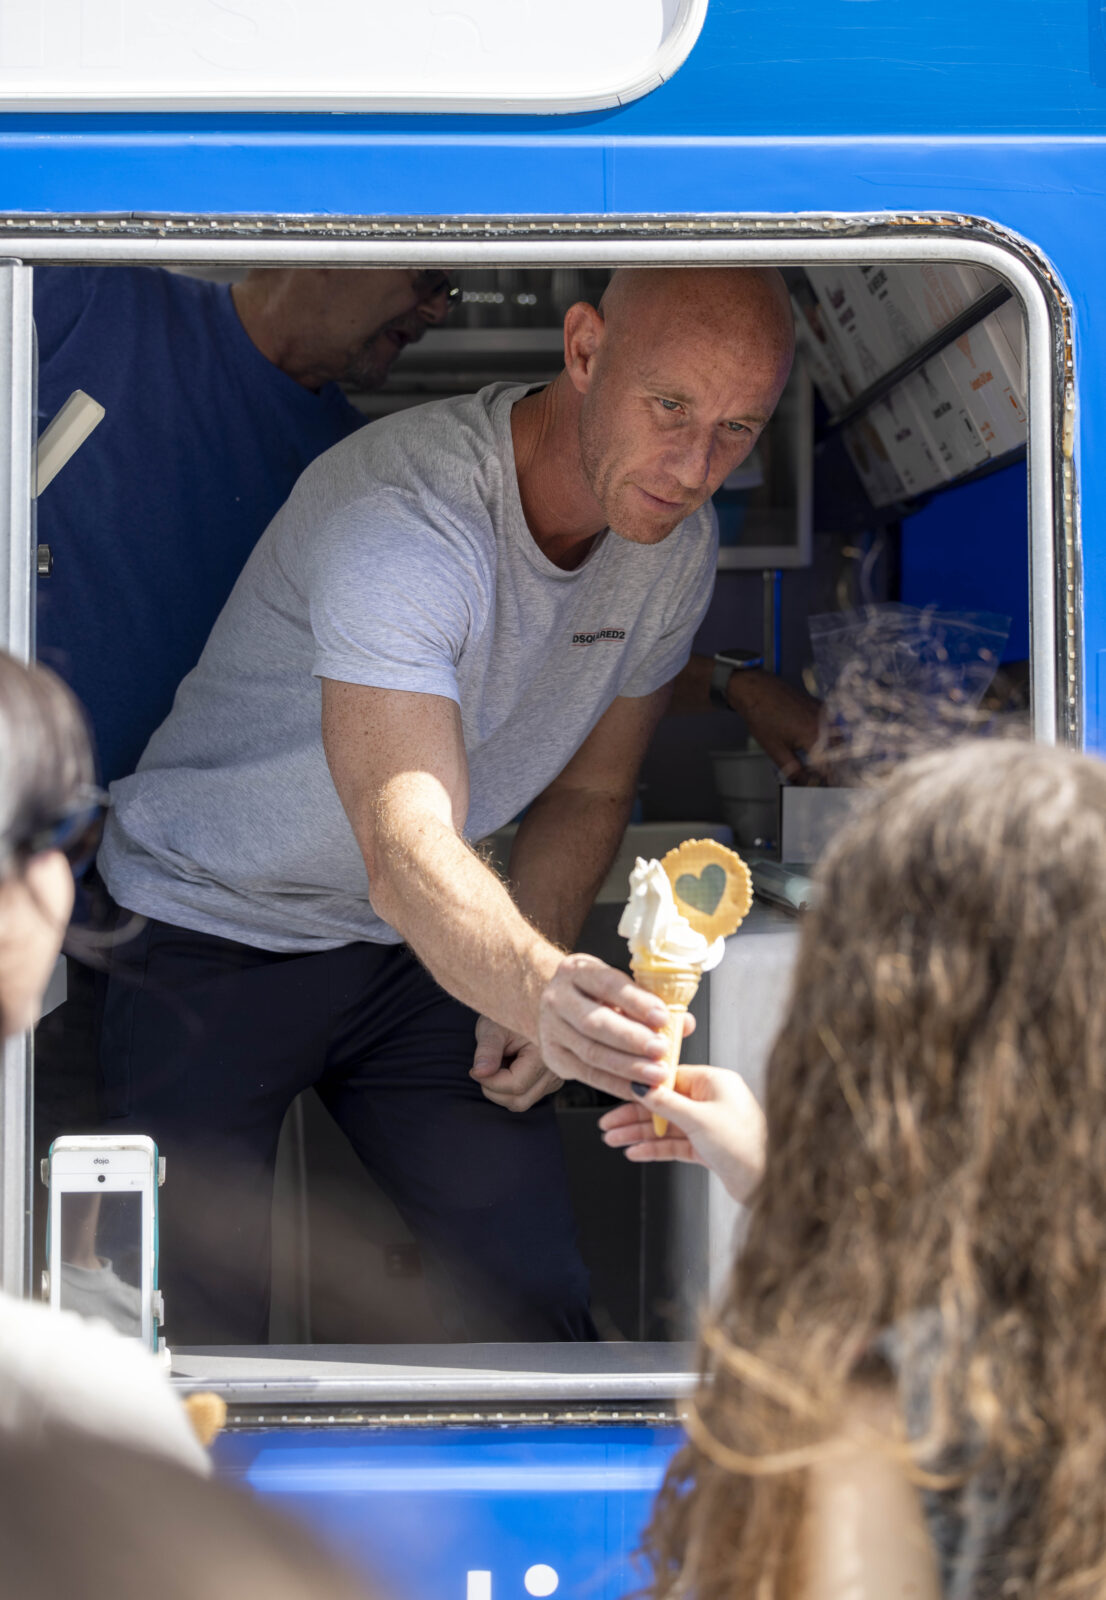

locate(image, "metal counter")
(172, 1339), (697, 1411)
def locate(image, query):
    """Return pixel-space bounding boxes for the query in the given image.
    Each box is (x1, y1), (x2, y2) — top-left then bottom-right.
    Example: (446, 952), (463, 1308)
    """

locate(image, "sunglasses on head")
(23, 787), (110, 880)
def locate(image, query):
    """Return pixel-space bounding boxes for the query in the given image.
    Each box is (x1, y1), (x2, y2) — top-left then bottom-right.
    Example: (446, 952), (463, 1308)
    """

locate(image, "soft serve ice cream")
(618, 857), (726, 974)
(619, 841), (753, 1134)
(619, 856), (723, 1135)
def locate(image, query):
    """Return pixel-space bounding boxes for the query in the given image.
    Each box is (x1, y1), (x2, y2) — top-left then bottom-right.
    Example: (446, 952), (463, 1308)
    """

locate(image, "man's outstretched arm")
(321, 678), (673, 1096)
(469, 685), (673, 1109)
(507, 685), (672, 948)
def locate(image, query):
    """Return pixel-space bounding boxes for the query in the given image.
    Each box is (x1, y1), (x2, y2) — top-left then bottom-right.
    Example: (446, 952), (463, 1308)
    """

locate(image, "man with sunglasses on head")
(36, 265), (456, 788)
(33, 264), (455, 1275)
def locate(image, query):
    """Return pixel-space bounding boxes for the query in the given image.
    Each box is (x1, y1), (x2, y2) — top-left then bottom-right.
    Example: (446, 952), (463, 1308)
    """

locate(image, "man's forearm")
(668, 653), (715, 714)
(322, 679), (673, 1095)
(367, 803), (561, 1040)
(508, 784), (636, 950)
(669, 653), (775, 716)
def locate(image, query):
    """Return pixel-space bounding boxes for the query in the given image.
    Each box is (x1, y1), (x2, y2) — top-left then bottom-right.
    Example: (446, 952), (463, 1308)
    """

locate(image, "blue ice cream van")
(0, 1), (1095, 1594)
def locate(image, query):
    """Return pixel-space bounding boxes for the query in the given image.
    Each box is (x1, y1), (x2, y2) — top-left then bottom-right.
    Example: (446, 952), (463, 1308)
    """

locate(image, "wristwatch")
(709, 646), (765, 710)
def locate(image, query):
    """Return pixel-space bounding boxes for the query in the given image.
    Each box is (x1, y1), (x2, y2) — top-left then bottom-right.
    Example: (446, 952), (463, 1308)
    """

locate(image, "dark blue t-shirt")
(34, 266), (363, 784)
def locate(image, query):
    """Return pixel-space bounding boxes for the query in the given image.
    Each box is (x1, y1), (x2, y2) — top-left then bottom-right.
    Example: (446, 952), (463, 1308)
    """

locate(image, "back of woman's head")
(0, 650), (93, 879)
(754, 738), (1106, 1328)
(647, 739), (1106, 1600)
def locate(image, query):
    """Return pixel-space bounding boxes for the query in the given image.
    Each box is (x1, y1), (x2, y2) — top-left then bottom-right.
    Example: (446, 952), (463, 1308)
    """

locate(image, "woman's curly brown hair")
(644, 738), (1106, 1600)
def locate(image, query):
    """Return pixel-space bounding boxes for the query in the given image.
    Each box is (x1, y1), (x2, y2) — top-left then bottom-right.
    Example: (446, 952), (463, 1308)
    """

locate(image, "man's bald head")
(597, 266), (794, 376)
(559, 266), (795, 547)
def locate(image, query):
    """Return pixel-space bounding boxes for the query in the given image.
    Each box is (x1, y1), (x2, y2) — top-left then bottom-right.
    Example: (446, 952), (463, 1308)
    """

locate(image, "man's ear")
(563, 301), (605, 395)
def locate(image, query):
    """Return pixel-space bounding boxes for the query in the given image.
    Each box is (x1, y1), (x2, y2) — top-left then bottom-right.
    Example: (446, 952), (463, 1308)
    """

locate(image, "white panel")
(0, 0), (708, 112)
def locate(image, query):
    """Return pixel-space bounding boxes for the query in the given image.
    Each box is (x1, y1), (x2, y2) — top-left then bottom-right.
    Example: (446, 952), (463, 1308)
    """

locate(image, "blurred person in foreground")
(0, 650), (205, 1473)
(608, 739), (1106, 1599)
(0, 649), (377, 1594)
(0, 1427), (375, 1600)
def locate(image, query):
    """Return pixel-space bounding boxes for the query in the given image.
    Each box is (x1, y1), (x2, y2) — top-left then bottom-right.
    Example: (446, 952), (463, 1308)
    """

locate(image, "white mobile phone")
(43, 1135), (164, 1351)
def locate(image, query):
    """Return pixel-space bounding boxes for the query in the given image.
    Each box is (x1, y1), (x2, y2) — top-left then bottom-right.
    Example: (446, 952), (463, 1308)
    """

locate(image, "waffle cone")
(183, 1391), (227, 1448)
(632, 961), (700, 1135)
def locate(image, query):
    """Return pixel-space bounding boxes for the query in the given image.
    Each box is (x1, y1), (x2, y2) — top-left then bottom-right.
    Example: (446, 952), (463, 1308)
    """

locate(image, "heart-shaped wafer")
(659, 838), (753, 943)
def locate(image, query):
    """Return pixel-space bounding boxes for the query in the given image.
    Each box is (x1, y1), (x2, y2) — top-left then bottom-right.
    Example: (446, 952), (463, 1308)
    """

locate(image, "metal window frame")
(0, 260), (35, 1299)
(0, 213), (1076, 1398)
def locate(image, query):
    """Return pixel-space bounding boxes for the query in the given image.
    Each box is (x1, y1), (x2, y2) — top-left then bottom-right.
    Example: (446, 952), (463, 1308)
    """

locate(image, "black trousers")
(97, 916), (595, 1347)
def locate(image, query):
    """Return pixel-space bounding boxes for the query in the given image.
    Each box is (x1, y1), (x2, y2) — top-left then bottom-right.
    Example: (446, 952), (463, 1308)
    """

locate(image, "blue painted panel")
(901, 463), (1031, 663)
(615, 0), (1106, 136)
(0, 135), (1100, 233)
(215, 1424), (681, 1600)
(0, 126), (1101, 225)
(0, 128), (615, 218)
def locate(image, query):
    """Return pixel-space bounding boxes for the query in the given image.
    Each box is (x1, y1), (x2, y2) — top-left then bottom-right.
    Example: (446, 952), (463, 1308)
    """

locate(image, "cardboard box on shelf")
(885, 262), (983, 343)
(868, 386), (947, 497)
(897, 370), (958, 482)
(906, 360), (992, 480)
(798, 264), (1023, 505)
(844, 414), (906, 508)
(854, 264), (922, 366)
(806, 266), (887, 392)
(990, 297), (1027, 405)
(943, 313), (1027, 456)
(852, 263), (1002, 373)
(959, 263), (1003, 301)
(791, 292), (853, 412)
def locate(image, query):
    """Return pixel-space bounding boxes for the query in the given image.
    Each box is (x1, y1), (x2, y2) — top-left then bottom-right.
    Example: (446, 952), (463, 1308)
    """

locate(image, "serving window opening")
(13, 235), (1058, 1382)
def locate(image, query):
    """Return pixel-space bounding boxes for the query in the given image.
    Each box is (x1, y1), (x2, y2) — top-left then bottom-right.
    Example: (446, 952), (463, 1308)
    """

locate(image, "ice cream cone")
(631, 960), (700, 1136)
(183, 1391), (227, 1448)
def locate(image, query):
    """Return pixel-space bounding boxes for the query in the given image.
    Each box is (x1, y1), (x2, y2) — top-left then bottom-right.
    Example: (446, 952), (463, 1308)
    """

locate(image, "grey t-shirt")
(99, 382), (717, 952)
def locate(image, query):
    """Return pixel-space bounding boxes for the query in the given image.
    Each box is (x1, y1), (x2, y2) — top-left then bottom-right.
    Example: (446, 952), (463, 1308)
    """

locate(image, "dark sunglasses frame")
(413, 270), (462, 306)
(23, 786), (110, 879)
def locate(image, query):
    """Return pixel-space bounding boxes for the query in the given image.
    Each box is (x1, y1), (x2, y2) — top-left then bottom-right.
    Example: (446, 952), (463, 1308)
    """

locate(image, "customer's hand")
(598, 1065), (766, 1203)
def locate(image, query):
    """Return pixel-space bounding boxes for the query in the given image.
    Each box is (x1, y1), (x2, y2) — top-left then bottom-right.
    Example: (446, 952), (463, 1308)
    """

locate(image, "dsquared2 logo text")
(571, 627), (626, 647)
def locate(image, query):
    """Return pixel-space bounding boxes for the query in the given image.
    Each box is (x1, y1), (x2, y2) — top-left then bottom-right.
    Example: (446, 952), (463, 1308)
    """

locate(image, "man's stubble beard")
(577, 405), (627, 539)
(342, 311), (428, 391)
(577, 400), (692, 546)
(581, 452), (689, 546)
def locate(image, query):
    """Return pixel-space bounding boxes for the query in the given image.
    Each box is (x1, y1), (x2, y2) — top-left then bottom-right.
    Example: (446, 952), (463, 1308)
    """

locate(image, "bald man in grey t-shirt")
(97, 268), (795, 1345)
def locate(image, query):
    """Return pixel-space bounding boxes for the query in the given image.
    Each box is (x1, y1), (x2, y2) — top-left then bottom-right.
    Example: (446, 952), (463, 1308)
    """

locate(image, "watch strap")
(710, 649), (764, 710)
